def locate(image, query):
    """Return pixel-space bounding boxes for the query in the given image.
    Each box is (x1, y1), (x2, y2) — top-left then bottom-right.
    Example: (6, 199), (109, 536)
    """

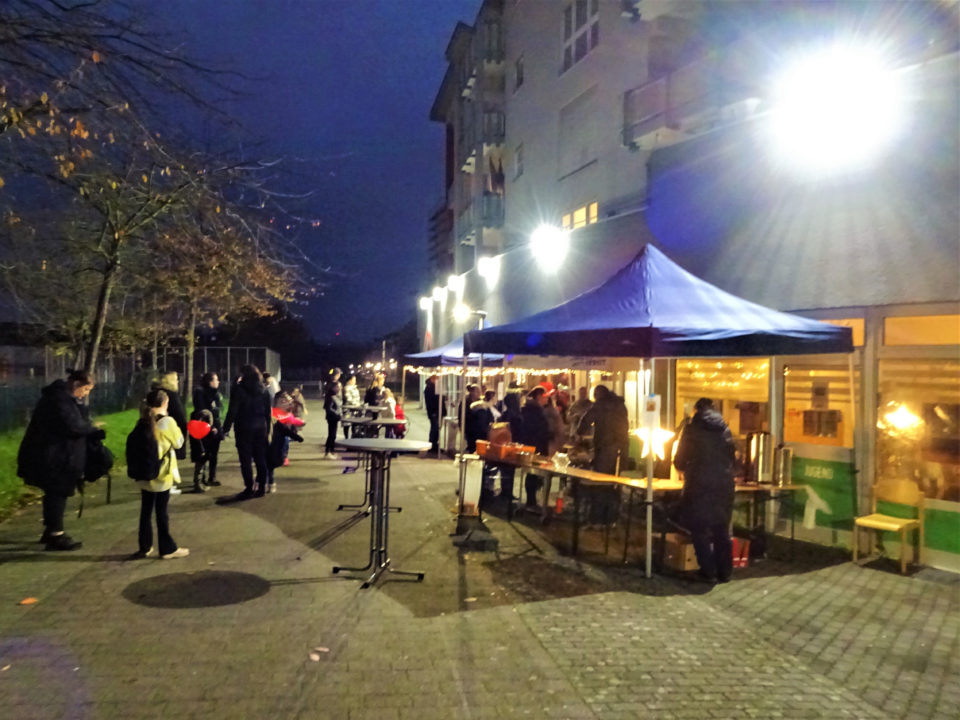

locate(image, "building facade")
(424, 0), (960, 569)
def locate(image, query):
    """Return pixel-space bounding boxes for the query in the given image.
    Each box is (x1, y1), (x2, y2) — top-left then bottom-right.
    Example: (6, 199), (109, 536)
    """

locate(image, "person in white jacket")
(132, 388), (189, 559)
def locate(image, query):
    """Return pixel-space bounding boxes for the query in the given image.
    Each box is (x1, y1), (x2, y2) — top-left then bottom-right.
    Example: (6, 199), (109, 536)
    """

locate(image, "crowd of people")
(16, 366), (736, 584)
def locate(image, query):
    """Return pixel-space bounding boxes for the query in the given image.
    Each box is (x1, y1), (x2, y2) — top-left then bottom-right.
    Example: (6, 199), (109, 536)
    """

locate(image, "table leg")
(369, 452), (424, 587)
(622, 487), (635, 563)
(332, 453), (377, 576)
(571, 478), (581, 555)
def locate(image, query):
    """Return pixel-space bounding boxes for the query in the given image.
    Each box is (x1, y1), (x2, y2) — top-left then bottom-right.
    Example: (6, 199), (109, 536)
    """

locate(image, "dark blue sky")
(159, 0), (478, 344)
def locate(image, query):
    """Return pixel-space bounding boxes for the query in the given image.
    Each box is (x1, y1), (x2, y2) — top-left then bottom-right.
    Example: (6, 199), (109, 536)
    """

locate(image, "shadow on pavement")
(122, 570), (270, 608)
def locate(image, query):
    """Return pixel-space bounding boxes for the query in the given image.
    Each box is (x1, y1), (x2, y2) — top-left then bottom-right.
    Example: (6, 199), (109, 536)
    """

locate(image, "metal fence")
(0, 346), (280, 433)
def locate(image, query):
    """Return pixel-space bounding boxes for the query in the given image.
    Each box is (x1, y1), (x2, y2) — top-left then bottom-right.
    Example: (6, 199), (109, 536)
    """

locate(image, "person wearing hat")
(323, 368), (343, 459)
(673, 397), (737, 584)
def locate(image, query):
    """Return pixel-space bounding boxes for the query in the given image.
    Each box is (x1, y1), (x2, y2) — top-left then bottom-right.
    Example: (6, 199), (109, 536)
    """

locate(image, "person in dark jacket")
(17, 370), (102, 550)
(673, 397), (737, 584)
(518, 386), (550, 508)
(222, 364), (273, 499)
(364, 372), (386, 407)
(497, 389), (524, 504)
(154, 371), (187, 463)
(423, 374), (445, 453)
(190, 372), (224, 491)
(577, 385), (630, 525)
(323, 368), (342, 458)
(469, 390), (497, 507)
(266, 418), (304, 493)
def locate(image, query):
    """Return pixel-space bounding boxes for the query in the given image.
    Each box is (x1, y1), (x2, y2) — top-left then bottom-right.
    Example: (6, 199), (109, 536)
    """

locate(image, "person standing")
(323, 368), (343, 459)
(364, 372), (386, 408)
(223, 364), (273, 499)
(131, 389), (189, 559)
(518, 386), (550, 508)
(566, 386), (593, 443)
(190, 372), (224, 490)
(263, 372), (281, 399)
(543, 392), (566, 456)
(577, 385), (630, 526)
(497, 390), (524, 503)
(468, 389), (497, 507)
(673, 397), (737, 584)
(154, 371), (187, 460)
(17, 370), (103, 550)
(341, 374), (360, 439)
(423, 374), (444, 453)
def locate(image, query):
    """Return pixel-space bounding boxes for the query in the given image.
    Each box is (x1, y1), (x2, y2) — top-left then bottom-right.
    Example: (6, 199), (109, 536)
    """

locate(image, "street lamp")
(418, 296), (432, 311)
(447, 273), (465, 294)
(767, 44), (904, 177)
(431, 285), (446, 303)
(477, 255), (500, 289)
(530, 224), (569, 273)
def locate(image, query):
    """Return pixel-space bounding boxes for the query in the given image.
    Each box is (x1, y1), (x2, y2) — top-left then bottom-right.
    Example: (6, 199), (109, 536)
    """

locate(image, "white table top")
(338, 438), (430, 454)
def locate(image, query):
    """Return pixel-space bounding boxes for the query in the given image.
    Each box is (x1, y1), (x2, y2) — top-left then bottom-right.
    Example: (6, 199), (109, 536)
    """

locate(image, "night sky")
(157, 0), (478, 344)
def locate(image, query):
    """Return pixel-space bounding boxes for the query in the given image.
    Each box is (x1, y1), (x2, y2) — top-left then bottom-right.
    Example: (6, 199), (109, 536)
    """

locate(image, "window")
(515, 55), (524, 91)
(562, 0), (599, 72)
(514, 143), (523, 178)
(884, 315), (960, 346)
(561, 201), (599, 229)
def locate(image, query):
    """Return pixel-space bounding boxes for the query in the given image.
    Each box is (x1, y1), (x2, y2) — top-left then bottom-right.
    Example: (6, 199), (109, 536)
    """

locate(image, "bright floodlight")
(477, 255), (501, 287)
(768, 45), (904, 176)
(431, 285), (446, 302)
(447, 273), (465, 293)
(418, 296), (431, 311)
(530, 224), (569, 273)
(453, 302), (472, 323)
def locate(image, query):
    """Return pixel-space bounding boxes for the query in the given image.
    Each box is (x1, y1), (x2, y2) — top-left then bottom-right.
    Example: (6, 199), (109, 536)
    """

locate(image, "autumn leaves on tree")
(0, 0), (315, 378)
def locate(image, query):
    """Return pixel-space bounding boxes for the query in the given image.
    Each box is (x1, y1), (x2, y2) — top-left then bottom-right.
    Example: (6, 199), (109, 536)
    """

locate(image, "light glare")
(418, 296), (431, 311)
(530, 225), (569, 273)
(768, 45), (904, 176)
(447, 273), (464, 293)
(453, 302), (471, 323)
(431, 286), (446, 302)
(477, 255), (501, 287)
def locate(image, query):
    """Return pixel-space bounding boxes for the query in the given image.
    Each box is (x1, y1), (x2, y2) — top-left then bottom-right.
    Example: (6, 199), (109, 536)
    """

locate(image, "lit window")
(562, 0), (599, 73)
(884, 315), (960, 346)
(822, 318), (865, 346)
(572, 206), (587, 229)
(562, 201), (599, 229)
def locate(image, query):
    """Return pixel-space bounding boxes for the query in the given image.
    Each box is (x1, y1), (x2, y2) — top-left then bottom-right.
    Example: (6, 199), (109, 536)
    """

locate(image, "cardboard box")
(658, 533), (699, 572)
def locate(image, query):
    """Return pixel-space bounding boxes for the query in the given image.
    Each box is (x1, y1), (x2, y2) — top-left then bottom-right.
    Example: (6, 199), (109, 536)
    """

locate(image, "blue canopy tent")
(463, 244), (852, 358)
(463, 244), (853, 577)
(404, 336), (504, 368)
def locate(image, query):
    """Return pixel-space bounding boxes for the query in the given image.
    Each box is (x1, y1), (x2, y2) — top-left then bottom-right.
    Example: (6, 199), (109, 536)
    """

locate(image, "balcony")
(480, 111), (505, 149)
(622, 53), (757, 150)
(480, 192), (504, 228)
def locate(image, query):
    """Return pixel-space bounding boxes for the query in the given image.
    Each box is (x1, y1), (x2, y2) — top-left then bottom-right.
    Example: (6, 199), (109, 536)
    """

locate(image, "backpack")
(126, 419), (161, 481)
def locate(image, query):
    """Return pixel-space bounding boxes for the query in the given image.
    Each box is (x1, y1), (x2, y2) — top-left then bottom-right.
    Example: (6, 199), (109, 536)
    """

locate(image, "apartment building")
(424, 0), (959, 569)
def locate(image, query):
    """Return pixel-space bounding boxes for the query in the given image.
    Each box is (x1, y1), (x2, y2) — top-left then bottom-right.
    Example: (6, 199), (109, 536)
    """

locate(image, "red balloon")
(187, 419), (211, 440)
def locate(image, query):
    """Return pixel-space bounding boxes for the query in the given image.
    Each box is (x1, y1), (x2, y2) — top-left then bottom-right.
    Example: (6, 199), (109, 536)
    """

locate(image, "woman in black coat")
(673, 397), (737, 583)
(190, 372), (224, 490)
(17, 370), (102, 550)
(223, 364), (273, 499)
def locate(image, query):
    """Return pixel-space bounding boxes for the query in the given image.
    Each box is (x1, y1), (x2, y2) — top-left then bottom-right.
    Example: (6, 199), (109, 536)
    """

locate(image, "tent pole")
(457, 356), (468, 516)
(643, 358), (654, 579)
(401, 368), (407, 406)
(437, 374), (443, 459)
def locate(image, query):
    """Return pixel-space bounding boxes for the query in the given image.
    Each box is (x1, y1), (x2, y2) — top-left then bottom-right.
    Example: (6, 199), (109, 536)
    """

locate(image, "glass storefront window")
(877, 358), (960, 501)
(783, 364), (857, 448)
(675, 358), (769, 436)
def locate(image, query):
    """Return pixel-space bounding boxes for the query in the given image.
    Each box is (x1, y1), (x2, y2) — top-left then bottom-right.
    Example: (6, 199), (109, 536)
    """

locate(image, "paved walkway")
(1, 403), (957, 719)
